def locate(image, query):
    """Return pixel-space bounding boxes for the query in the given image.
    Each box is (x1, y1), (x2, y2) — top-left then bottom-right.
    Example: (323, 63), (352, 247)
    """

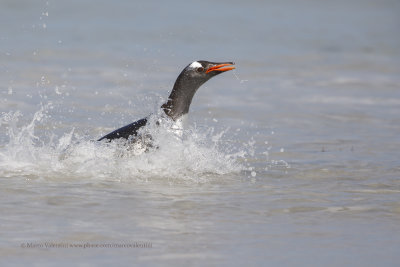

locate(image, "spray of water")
(0, 105), (253, 183)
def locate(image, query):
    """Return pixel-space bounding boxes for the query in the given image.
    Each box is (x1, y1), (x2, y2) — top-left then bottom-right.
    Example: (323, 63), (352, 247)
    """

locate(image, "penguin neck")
(161, 73), (203, 120)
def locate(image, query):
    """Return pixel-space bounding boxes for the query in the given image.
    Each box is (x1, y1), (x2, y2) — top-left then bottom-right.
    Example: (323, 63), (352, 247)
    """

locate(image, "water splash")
(0, 105), (252, 183)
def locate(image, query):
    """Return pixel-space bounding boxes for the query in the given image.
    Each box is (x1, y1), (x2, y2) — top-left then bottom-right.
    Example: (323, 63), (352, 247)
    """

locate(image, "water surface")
(1, 0), (400, 266)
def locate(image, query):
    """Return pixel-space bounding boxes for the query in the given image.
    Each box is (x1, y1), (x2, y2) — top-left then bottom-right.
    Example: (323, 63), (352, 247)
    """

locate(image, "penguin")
(98, 60), (235, 142)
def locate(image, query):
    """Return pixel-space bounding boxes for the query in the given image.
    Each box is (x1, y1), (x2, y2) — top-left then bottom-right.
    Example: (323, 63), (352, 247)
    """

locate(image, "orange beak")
(206, 63), (235, 74)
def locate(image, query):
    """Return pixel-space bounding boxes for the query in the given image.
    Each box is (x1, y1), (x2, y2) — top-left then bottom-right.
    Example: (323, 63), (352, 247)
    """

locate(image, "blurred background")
(1, 0), (400, 266)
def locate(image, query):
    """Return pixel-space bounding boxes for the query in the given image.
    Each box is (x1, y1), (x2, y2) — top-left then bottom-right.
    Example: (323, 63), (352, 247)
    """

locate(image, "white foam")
(0, 106), (251, 183)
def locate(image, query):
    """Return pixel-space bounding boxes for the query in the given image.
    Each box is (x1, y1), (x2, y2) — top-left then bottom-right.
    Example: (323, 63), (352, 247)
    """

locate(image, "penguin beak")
(205, 62), (235, 74)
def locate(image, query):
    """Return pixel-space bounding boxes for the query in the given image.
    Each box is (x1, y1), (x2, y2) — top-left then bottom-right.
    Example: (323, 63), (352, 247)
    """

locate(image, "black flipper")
(98, 117), (148, 141)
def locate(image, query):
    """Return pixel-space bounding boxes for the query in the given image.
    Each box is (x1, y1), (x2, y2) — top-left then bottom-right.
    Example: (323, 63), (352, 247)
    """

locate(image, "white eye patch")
(188, 61), (202, 69)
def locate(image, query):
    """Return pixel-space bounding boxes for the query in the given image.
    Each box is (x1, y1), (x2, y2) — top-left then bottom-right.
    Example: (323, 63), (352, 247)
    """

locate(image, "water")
(1, 0), (400, 266)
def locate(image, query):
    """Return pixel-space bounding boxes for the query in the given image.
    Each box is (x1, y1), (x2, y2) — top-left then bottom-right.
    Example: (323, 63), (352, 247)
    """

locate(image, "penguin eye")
(196, 67), (204, 73)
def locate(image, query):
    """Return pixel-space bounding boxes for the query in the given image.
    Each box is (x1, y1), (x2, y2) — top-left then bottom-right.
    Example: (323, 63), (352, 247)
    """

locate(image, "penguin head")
(163, 60), (235, 120)
(183, 60), (235, 82)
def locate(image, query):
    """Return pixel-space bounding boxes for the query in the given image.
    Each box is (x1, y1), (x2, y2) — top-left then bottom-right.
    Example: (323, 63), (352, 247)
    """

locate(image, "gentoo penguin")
(98, 60), (235, 142)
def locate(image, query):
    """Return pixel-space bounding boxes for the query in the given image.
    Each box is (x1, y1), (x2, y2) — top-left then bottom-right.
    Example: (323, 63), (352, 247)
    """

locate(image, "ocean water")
(1, 0), (400, 266)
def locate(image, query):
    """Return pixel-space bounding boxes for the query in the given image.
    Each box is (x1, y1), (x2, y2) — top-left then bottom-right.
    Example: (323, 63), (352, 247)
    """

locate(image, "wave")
(0, 104), (253, 183)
